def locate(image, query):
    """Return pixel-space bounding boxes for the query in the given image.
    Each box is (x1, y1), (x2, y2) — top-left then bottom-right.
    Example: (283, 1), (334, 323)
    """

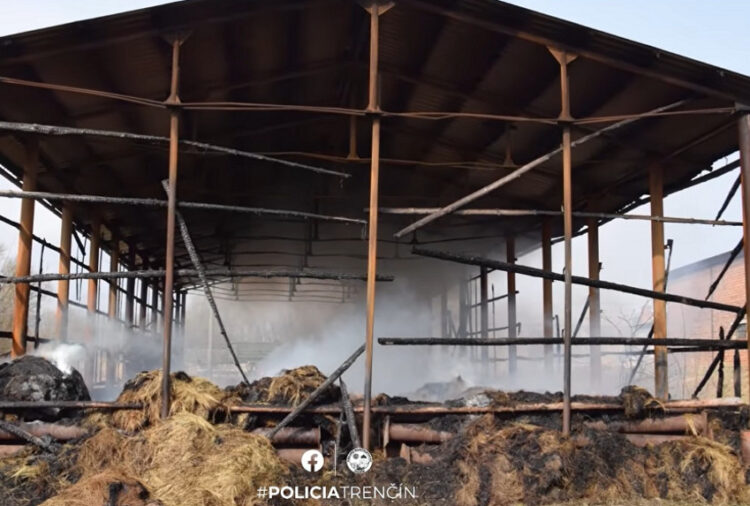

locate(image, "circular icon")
(301, 449), (324, 472)
(346, 447), (373, 474)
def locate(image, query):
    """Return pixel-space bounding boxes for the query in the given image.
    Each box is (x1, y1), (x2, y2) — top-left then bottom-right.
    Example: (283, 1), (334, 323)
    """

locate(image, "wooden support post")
(650, 166), (669, 400)
(587, 218), (601, 383)
(151, 282), (159, 330)
(108, 232), (119, 320)
(542, 219), (553, 369)
(87, 220), (101, 314)
(738, 113), (750, 399)
(125, 248), (136, 327)
(161, 36), (184, 419)
(11, 141), (38, 357)
(507, 237), (517, 375)
(139, 261), (148, 330)
(55, 205), (72, 341)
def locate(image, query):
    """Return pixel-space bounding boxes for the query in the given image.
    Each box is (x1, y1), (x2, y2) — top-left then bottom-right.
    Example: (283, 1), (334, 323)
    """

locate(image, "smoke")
(26, 311), (165, 400)
(181, 256), (636, 400)
(31, 342), (86, 374)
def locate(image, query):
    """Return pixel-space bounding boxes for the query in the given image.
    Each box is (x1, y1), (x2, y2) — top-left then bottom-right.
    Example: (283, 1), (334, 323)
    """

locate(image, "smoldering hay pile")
(0, 357), (749, 505)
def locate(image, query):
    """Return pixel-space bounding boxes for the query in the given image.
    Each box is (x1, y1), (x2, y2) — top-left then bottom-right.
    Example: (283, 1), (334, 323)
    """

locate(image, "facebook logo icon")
(301, 449), (324, 472)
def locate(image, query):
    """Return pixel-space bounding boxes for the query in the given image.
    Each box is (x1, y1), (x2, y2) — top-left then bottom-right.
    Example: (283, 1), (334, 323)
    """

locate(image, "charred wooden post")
(268, 343), (365, 438)
(339, 379), (361, 448)
(480, 266), (489, 368)
(55, 205), (73, 341)
(739, 112), (750, 398)
(692, 308), (745, 397)
(165, 182), (249, 385)
(125, 247), (136, 326)
(150, 280), (159, 330)
(11, 141), (38, 357)
(587, 219), (601, 382)
(507, 237), (518, 375)
(87, 220), (101, 314)
(139, 261), (148, 329)
(458, 278), (468, 340)
(650, 166), (668, 399)
(542, 219), (553, 368)
(161, 36), (184, 419)
(734, 349), (742, 397)
(108, 231), (120, 320)
(717, 326), (726, 398)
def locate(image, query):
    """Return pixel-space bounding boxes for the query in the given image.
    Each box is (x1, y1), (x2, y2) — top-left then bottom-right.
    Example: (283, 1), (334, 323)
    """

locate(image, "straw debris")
(230, 365), (338, 407)
(452, 415), (750, 505)
(109, 370), (239, 431)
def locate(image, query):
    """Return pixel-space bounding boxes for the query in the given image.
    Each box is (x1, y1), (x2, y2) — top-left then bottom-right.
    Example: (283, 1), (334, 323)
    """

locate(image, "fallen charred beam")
(378, 207), (741, 227)
(413, 247), (741, 313)
(268, 344), (366, 438)
(706, 238), (743, 301)
(0, 422), (88, 441)
(586, 412), (708, 435)
(623, 434), (691, 447)
(0, 190), (366, 225)
(0, 401), (142, 410)
(252, 427), (321, 446)
(0, 120), (349, 178)
(0, 268), (395, 284)
(715, 174), (741, 221)
(276, 448), (316, 465)
(0, 445), (25, 457)
(230, 397), (743, 416)
(0, 420), (58, 452)
(0, 329), (50, 343)
(167, 181), (250, 385)
(693, 308), (746, 398)
(339, 380), (360, 448)
(393, 100), (687, 238)
(377, 337), (750, 350)
(388, 423), (453, 443)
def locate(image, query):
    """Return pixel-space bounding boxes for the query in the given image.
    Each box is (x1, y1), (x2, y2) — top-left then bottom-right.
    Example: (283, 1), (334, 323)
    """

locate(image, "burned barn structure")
(1, 0), (750, 465)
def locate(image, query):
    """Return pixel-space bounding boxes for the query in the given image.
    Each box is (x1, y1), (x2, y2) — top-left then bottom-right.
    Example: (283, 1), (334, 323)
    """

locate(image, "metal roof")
(0, 0), (746, 284)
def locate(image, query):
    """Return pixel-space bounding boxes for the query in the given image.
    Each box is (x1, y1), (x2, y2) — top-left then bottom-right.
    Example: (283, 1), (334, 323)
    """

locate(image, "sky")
(0, 0), (748, 339)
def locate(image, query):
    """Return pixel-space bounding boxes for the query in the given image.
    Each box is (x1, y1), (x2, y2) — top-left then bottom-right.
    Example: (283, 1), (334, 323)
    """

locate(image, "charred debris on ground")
(0, 357), (748, 505)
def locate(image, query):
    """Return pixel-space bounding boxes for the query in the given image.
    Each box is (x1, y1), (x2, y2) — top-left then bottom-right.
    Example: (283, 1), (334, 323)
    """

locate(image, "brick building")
(666, 249), (747, 399)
